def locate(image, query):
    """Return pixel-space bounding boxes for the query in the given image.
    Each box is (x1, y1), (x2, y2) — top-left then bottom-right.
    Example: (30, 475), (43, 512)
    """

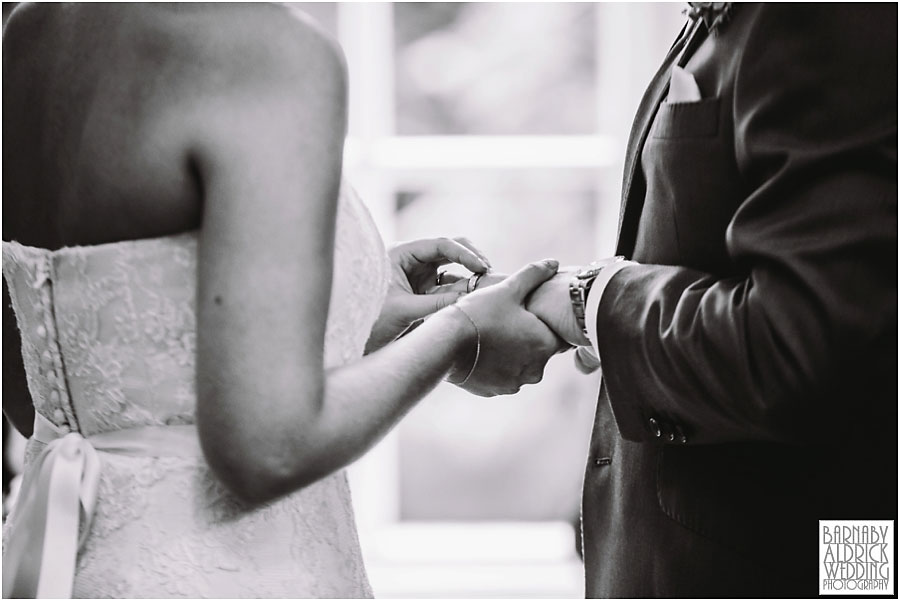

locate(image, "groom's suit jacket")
(583, 4), (897, 597)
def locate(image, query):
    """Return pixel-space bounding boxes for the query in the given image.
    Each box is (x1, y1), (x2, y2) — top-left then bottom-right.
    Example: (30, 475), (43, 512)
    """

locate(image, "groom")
(464, 4), (897, 597)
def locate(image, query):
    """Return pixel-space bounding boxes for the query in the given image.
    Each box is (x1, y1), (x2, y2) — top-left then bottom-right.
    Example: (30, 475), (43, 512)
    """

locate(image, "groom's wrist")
(583, 258), (635, 355)
(569, 258), (625, 340)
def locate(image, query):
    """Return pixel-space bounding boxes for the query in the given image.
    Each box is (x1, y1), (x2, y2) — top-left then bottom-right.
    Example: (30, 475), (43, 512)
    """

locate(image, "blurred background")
(2, 2), (685, 598)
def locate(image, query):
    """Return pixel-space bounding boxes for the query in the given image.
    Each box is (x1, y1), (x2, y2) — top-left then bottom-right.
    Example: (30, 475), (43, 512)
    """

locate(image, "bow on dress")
(2, 414), (202, 599)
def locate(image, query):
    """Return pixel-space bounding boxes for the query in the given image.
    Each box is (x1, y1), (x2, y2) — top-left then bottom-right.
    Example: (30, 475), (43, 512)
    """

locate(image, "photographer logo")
(819, 520), (894, 595)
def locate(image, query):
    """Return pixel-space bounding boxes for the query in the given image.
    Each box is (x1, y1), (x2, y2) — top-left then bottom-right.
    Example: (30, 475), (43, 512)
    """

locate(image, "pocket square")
(667, 66), (702, 103)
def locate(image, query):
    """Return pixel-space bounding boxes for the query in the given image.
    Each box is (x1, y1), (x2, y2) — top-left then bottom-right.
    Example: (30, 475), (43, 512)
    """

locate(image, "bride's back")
(2, 3), (328, 249)
(3, 3), (205, 248)
(1, 0), (348, 437)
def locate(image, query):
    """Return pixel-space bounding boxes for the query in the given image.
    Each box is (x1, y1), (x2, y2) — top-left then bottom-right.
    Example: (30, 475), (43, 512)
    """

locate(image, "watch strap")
(569, 256), (625, 336)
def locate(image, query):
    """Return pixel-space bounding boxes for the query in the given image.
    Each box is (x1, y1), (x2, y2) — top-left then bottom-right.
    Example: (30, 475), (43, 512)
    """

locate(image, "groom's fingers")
(502, 259), (559, 301)
(405, 238), (489, 274)
(574, 346), (601, 374)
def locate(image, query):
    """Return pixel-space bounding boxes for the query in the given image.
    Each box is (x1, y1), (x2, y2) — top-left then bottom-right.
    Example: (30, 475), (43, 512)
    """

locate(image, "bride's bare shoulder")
(169, 4), (346, 76)
(3, 3), (345, 98)
(156, 3), (349, 132)
(163, 4), (349, 157)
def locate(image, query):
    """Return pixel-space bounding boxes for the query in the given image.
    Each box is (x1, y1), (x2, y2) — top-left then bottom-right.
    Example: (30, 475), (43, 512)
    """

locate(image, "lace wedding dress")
(2, 181), (388, 598)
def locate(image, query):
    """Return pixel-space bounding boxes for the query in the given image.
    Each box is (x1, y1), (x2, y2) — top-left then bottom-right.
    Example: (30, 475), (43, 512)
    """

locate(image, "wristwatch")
(568, 256), (625, 337)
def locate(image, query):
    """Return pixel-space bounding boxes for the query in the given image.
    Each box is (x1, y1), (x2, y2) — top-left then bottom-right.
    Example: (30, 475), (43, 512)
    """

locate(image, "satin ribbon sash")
(2, 414), (203, 599)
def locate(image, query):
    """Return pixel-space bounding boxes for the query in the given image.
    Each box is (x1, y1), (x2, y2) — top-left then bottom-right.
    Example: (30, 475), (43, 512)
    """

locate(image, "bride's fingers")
(436, 273), (467, 287)
(438, 273), (466, 285)
(425, 272), (506, 295)
(424, 277), (467, 295)
(404, 238), (489, 274)
(502, 259), (559, 302)
(452, 236), (492, 270)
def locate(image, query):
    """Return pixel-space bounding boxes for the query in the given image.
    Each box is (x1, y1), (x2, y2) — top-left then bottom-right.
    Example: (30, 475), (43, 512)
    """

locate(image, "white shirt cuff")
(585, 260), (635, 357)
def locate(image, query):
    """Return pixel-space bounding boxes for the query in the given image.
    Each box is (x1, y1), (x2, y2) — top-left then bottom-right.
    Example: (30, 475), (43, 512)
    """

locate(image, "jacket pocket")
(651, 97), (720, 138)
(656, 443), (814, 561)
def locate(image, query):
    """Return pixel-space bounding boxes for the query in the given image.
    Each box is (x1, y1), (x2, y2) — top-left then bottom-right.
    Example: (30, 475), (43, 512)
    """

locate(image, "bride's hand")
(366, 237), (491, 353)
(446, 260), (567, 396)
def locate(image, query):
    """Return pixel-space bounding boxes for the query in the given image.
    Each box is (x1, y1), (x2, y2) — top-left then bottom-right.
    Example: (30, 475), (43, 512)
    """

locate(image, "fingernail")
(542, 259), (559, 269)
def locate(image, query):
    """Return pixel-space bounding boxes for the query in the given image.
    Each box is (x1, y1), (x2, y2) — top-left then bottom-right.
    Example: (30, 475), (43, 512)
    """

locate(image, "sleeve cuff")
(585, 260), (635, 357)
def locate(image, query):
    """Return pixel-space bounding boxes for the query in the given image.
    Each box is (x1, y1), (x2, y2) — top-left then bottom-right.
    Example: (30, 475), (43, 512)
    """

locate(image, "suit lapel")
(615, 19), (707, 256)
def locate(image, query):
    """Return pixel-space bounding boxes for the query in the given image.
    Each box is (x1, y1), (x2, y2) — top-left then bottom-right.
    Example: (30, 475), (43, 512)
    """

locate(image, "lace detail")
(2, 180), (387, 598)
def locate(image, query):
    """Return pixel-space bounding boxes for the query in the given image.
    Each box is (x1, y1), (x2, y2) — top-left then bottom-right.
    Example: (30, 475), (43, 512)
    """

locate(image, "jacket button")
(674, 424), (688, 444)
(648, 417), (662, 438)
(663, 423), (675, 442)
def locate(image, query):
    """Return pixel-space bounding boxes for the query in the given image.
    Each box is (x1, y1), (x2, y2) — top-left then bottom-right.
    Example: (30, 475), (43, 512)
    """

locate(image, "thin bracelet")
(448, 304), (481, 386)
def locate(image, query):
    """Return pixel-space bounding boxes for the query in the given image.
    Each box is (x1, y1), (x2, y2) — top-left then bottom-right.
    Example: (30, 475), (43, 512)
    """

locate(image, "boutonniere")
(685, 2), (734, 35)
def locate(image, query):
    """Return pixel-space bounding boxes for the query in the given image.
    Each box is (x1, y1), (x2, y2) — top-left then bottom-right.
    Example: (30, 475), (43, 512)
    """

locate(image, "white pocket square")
(667, 66), (702, 103)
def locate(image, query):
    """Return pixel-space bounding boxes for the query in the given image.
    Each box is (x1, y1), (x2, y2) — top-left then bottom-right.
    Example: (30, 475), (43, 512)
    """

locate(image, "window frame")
(336, 3), (686, 596)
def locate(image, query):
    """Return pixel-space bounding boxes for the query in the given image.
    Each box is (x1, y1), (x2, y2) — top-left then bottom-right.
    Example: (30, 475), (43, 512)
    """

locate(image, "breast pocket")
(638, 95), (739, 273)
(651, 97), (720, 139)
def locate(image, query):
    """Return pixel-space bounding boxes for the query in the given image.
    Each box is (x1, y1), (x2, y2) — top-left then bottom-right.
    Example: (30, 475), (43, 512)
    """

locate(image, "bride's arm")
(189, 11), (559, 505)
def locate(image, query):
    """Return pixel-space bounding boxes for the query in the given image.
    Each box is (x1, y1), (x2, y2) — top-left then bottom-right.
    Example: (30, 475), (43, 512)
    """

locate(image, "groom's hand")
(526, 269), (591, 347)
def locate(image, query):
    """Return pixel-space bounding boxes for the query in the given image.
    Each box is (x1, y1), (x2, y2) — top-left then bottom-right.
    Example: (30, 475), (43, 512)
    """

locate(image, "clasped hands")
(369, 237), (595, 397)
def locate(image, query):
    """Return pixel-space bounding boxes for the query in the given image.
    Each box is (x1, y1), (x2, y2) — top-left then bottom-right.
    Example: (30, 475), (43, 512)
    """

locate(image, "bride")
(2, 3), (564, 598)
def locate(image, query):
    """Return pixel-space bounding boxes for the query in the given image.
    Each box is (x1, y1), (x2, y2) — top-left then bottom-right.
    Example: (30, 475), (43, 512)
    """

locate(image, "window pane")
(395, 3), (597, 135)
(394, 174), (603, 521)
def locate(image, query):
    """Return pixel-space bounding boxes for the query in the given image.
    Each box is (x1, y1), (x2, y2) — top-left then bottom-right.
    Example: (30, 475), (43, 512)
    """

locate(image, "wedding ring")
(436, 270), (447, 286)
(466, 273), (484, 294)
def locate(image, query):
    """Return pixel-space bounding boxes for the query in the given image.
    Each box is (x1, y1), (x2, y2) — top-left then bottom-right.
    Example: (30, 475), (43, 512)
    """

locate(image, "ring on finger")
(436, 270), (447, 286)
(466, 272), (485, 294)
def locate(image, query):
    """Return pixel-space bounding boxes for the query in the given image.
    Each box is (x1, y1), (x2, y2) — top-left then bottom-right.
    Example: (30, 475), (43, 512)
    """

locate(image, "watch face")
(577, 257), (625, 279)
(576, 267), (603, 280)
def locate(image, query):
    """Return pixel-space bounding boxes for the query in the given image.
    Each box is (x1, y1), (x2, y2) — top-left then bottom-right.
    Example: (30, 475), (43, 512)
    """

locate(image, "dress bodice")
(3, 182), (387, 598)
(2, 181), (390, 437)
